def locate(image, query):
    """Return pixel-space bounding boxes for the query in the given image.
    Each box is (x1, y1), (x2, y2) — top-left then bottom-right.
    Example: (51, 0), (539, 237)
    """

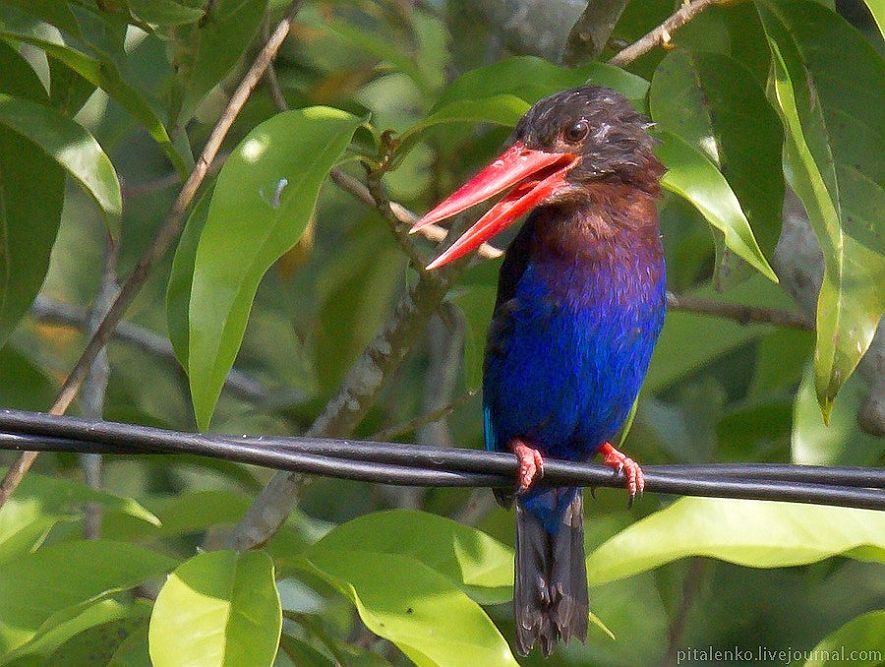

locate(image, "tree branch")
(609, 0), (722, 67)
(80, 240), (118, 539)
(0, 0), (306, 510)
(30, 298), (274, 404)
(563, 0), (630, 64)
(664, 293), (813, 330)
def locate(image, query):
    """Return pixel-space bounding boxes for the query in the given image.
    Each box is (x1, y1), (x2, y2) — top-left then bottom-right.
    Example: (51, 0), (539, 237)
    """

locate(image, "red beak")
(411, 141), (579, 270)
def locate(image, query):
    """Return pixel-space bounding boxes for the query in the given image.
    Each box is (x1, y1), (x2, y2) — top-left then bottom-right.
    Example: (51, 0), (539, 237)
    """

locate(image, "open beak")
(411, 141), (579, 270)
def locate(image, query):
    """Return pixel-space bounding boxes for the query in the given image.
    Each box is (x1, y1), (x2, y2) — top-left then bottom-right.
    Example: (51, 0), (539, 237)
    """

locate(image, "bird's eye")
(564, 119), (589, 143)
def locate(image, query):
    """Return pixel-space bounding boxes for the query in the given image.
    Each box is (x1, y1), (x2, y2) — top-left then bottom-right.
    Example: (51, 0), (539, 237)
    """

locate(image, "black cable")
(0, 409), (883, 511)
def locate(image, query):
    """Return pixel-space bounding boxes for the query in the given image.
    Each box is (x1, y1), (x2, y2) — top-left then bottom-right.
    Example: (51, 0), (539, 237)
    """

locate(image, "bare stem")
(0, 0), (306, 510)
(609, 0), (721, 67)
(30, 298), (275, 404)
(80, 239), (119, 539)
(665, 292), (812, 330)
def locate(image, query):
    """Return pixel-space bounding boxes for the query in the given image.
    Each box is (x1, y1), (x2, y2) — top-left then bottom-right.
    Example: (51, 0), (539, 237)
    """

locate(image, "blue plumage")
(483, 207), (666, 532)
(414, 84), (667, 655)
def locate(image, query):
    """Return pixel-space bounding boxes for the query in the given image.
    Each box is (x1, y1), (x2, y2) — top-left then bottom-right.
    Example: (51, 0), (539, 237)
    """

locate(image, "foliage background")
(0, 0), (882, 665)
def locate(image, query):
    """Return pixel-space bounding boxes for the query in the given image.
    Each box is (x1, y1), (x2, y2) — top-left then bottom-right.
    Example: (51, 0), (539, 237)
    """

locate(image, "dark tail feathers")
(514, 492), (588, 656)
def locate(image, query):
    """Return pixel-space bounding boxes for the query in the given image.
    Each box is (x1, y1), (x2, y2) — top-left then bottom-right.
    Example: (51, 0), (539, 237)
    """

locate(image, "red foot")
(599, 442), (645, 502)
(510, 439), (544, 492)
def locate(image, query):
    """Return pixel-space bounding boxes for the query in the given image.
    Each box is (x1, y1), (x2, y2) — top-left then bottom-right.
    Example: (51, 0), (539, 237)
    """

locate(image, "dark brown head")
(411, 85), (664, 268)
(513, 86), (661, 195)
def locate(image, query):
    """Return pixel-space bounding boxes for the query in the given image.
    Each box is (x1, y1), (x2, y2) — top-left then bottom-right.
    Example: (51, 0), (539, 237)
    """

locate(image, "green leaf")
(792, 363), (884, 467)
(314, 219), (405, 392)
(187, 107), (361, 429)
(166, 186), (212, 370)
(0, 93), (121, 236)
(0, 599), (150, 666)
(0, 3), (187, 175)
(0, 347), (57, 411)
(170, 0), (267, 123)
(435, 56), (649, 111)
(650, 49), (783, 284)
(101, 489), (251, 542)
(128, 0), (204, 26)
(801, 610), (885, 667)
(656, 131), (778, 282)
(0, 41), (65, 347)
(324, 19), (431, 95)
(757, 0), (885, 419)
(451, 286), (496, 392)
(399, 94), (530, 149)
(0, 471), (160, 563)
(303, 550), (518, 667)
(310, 510), (513, 605)
(646, 275), (794, 392)
(0, 540), (175, 654)
(861, 1), (884, 37)
(149, 550), (281, 667)
(587, 497), (885, 586)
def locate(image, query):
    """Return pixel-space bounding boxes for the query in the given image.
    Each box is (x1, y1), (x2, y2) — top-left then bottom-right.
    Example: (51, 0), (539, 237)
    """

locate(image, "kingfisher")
(412, 86), (666, 655)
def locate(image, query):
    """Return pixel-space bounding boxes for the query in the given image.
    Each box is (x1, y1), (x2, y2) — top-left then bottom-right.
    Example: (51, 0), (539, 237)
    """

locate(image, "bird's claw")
(511, 440), (544, 493)
(599, 442), (645, 506)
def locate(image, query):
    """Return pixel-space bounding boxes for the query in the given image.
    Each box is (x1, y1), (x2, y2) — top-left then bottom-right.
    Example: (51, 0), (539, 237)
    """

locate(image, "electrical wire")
(0, 409), (883, 511)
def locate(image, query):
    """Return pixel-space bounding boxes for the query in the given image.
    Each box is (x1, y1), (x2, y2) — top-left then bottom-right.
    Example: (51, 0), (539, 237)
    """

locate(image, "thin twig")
(262, 15), (289, 112)
(330, 169), (503, 259)
(609, 0), (722, 67)
(665, 293), (813, 330)
(30, 298), (273, 404)
(662, 558), (707, 667)
(0, 0), (306, 510)
(80, 240), (119, 539)
(371, 391), (475, 443)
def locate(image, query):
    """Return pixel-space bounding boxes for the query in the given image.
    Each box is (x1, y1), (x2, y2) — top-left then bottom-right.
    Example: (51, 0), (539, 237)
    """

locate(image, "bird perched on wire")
(412, 85), (665, 656)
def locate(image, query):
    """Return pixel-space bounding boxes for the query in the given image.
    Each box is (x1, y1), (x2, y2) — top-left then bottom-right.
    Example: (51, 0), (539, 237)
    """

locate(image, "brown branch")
(0, 0), (306, 510)
(665, 292), (813, 330)
(30, 297), (274, 404)
(608, 0), (721, 67)
(564, 0), (630, 64)
(329, 169), (503, 261)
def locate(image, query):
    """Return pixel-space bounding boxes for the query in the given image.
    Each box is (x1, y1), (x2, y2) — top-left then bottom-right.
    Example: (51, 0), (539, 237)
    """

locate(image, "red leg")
(598, 442), (645, 501)
(510, 439), (544, 492)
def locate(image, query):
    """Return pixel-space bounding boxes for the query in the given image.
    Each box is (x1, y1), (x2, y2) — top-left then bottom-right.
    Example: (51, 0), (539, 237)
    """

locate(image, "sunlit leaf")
(0, 599), (150, 667)
(310, 509), (513, 604)
(0, 3), (187, 174)
(757, 0), (885, 419)
(587, 497), (885, 585)
(650, 49), (783, 286)
(802, 610), (885, 667)
(0, 471), (160, 563)
(0, 541), (175, 654)
(149, 550), (281, 667)
(0, 93), (121, 235)
(303, 550), (518, 667)
(187, 107), (361, 429)
(656, 131), (778, 282)
(791, 364), (884, 467)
